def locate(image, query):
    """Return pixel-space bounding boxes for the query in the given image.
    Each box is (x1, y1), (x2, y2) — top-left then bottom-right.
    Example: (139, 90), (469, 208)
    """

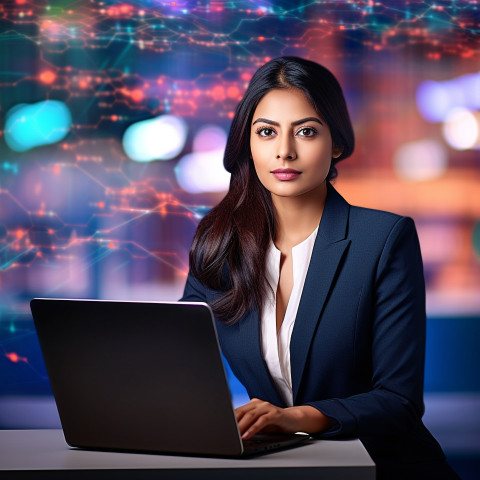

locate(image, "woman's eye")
(297, 127), (316, 137)
(257, 127), (275, 137)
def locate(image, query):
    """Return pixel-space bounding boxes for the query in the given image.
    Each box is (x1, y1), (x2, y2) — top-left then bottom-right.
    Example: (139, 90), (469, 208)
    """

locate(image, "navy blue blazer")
(181, 183), (445, 468)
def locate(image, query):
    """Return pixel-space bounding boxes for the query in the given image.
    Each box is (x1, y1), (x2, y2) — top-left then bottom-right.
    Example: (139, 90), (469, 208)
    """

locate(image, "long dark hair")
(189, 56), (354, 323)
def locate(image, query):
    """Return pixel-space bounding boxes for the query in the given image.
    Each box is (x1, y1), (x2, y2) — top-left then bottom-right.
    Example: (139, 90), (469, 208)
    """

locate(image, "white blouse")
(260, 226), (319, 407)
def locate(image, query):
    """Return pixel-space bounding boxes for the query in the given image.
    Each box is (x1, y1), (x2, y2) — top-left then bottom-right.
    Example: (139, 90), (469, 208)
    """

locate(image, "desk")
(0, 429), (375, 479)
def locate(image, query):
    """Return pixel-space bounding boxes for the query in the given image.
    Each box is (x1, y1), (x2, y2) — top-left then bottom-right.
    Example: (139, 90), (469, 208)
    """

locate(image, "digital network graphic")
(0, 0), (479, 394)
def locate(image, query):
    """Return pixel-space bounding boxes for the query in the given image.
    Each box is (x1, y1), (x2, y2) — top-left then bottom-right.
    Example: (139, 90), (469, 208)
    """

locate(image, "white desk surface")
(0, 429), (375, 479)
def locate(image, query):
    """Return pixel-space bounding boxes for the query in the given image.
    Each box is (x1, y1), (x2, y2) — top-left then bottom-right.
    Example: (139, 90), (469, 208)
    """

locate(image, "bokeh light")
(192, 125), (227, 153)
(122, 114), (188, 162)
(416, 72), (480, 123)
(442, 108), (480, 151)
(4, 100), (72, 152)
(175, 125), (229, 194)
(393, 139), (448, 181)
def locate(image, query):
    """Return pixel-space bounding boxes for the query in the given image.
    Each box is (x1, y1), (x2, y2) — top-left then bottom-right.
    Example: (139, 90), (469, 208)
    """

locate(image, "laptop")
(30, 298), (310, 457)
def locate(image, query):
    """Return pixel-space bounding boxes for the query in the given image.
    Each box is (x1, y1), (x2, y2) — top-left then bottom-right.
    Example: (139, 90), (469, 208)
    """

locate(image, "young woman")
(181, 56), (458, 479)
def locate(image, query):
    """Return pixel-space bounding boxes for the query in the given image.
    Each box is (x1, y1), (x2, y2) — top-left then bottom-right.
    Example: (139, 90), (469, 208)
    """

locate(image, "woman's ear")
(332, 145), (343, 159)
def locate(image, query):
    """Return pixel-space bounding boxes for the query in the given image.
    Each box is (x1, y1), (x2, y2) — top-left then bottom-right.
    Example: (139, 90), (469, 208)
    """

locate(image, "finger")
(234, 404), (253, 423)
(237, 408), (263, 435)
(241, 414), (272, 440)
(234, 399), (265, 422)
(237, 404), (279, 437)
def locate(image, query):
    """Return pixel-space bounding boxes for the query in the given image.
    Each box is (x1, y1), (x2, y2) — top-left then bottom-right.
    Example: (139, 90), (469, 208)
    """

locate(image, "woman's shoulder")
(347, 204), (417, 240)
(350, 204), (405, 223)
(325, 184), (417, 243)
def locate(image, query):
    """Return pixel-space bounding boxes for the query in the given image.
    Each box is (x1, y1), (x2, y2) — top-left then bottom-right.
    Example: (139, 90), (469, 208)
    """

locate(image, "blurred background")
(0, 0), (479, 477)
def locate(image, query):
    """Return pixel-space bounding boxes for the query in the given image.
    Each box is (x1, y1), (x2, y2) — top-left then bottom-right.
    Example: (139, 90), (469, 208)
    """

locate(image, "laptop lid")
(31, 298), (246, 456)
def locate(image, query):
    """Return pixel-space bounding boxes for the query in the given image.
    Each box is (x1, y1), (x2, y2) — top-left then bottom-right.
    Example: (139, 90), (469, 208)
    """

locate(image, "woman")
(181, 56), (458, 479)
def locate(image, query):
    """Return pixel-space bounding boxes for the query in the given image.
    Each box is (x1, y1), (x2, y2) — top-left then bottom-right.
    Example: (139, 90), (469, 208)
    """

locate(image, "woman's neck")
(272, 182), (327, 250)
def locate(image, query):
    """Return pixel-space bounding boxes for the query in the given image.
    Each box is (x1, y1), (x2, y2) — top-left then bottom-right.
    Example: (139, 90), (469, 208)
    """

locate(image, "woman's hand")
(234, 398), (331, 440)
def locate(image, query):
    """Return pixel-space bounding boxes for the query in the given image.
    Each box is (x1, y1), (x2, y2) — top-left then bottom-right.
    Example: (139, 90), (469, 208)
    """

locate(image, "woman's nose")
(276, 135), (297, 160)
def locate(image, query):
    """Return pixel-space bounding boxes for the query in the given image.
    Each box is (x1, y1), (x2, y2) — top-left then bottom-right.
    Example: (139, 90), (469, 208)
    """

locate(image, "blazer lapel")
(290, 184), (351, 403)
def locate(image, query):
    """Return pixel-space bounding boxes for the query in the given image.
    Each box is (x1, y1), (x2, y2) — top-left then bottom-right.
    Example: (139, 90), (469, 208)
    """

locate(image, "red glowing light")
(107, 4), (134, 17)
(16, 0), (27, 4)
(109, 242), (115, 249)
(6, 352), (28, 364)
(98, 201), (105, 209)
(258, 36), (265, 41)
(111, 114), (118, 122)
(211, 85), (226, 101)
(461, 50), (474, 58)
(227, 86), (240, 99)
(53, 164), (61, 175)
(7, 353), (19, 362)
(130, 89), (145, 102)
(39, 70), (56, 84)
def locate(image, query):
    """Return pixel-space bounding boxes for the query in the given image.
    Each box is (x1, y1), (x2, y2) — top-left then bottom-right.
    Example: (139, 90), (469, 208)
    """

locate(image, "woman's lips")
(271, 168), (302, 181)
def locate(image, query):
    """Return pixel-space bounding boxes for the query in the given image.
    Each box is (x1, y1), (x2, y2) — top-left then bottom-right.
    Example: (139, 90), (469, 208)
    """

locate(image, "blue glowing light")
(1, 162), (19, 175)
(122, 114), (188, 162)
(4, 100), (72, 152)
(416, 72), (480, 123)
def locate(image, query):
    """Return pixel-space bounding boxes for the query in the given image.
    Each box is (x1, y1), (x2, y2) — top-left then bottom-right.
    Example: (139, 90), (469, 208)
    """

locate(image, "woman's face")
(250, 87), (341, 201)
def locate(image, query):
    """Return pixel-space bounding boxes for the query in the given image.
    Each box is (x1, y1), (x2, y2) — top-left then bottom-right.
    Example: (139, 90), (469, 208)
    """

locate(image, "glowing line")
(0, 249), (36, 271)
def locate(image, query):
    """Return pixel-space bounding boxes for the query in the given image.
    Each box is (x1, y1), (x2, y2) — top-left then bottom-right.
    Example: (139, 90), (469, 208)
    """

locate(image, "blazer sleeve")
(304, 217), (427, 438)
(180, 271), (208, 303)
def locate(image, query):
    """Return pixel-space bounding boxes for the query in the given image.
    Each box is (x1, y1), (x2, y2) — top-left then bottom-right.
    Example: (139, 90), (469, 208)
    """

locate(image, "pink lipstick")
(271, 168), (301, 181)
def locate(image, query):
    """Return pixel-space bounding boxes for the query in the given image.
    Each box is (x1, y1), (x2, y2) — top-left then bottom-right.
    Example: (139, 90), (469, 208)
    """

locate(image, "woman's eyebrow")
(252, 116), (323, 126)
(291, 116), (323, 126)
(252, 117), (279, 126)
